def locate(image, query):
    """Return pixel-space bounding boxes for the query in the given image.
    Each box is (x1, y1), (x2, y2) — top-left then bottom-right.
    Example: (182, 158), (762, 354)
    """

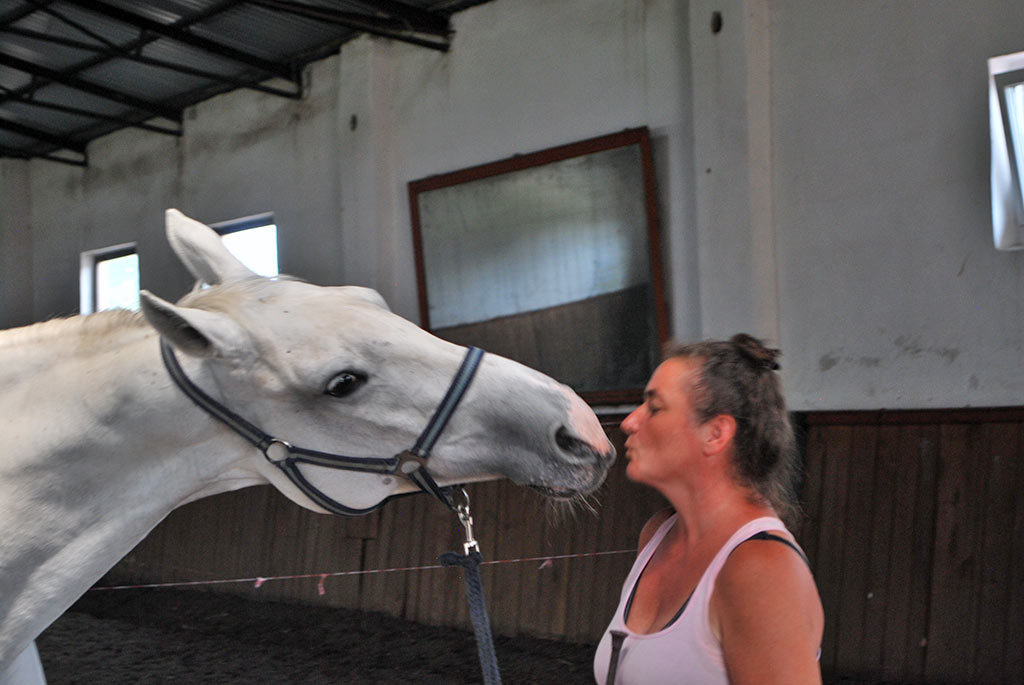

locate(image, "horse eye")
(325, 371), (366, 398)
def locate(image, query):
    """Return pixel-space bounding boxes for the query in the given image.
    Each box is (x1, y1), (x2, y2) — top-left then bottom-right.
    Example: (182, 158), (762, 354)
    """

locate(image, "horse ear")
(140, 290), (250, 360)
(165, 209), (255, 286)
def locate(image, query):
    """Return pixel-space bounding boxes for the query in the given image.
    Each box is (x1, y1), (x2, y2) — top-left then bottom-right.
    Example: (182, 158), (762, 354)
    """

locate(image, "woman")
(594, 334), (823, 684)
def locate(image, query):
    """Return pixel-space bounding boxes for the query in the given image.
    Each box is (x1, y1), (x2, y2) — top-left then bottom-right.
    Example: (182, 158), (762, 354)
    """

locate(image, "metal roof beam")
(254, 0), (450, 52)
(0, 52), (181, 121)
(351, 0), (451, 36)
(1, 91), (182, 136)
(0, 24), (301, 99)
(0, 143), (87, 166)
(62, 0), (297, 82)
(0, 115), (86, 151)
(0, 1), (55, 26)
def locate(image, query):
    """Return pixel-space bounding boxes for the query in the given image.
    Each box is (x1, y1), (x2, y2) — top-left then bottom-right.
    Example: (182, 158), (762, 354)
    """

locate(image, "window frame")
(210, 212), (279, 278)
(988, 51), (1024, 250)
(80, 242), (139, 315)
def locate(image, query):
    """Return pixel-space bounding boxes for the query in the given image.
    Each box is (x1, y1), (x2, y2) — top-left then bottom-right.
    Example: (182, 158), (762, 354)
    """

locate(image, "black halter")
(160, 339), (485, 515)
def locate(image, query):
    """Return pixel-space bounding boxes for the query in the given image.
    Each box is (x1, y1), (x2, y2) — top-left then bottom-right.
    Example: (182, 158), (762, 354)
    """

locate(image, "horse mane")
(0, 308), (147, 350)
(177, 275), (307, 313)
(0, 276), (306, 350)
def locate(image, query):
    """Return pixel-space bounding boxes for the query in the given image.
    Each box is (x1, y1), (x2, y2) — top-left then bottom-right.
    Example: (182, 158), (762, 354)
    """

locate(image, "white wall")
(335, 0), (694, 327)
(767, 0), (1024, 409)
(684, 0), (1024, 409)
(1, 0), (1022, 410)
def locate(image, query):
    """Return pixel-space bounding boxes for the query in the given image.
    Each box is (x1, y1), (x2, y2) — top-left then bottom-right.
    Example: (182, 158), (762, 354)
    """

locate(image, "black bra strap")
(741, 531), (811, 567)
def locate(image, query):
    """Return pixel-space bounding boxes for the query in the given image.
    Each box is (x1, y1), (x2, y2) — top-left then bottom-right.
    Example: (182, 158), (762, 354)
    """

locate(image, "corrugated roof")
(0, 0), (487, 165)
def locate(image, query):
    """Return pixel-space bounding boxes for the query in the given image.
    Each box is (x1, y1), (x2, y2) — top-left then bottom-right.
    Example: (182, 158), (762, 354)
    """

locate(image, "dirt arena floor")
(37, 587), (597, 684)
(36, 587), (877, 684)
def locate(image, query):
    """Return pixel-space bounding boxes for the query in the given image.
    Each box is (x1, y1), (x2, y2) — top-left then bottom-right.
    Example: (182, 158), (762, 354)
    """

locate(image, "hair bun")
(730, 333), (781, 371)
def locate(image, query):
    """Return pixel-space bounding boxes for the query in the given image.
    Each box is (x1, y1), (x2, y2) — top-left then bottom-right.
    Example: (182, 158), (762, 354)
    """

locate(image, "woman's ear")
(702, 414), (737, 457)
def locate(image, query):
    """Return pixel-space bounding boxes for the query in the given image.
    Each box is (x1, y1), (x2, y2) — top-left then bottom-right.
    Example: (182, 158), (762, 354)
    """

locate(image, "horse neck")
(0, 313), (264, 665)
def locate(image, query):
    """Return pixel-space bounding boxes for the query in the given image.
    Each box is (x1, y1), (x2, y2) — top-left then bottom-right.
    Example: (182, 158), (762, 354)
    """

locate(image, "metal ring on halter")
(260, 438), (293, 464)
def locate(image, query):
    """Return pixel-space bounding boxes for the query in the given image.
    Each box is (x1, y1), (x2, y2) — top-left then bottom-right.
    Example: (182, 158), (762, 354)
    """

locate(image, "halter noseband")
(160, 339), (485, 515)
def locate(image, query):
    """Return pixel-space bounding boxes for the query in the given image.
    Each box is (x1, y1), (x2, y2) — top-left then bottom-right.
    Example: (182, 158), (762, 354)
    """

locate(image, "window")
(79, 214), (278, 314)
(988, 51), (1024, 250)
(212, 213), (279, 277)
(80, 243), (139, 314)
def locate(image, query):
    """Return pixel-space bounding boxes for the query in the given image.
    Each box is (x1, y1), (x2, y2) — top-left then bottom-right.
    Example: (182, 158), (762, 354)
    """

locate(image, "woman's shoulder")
(710, 526), (823, 663)
(636, 506), (676, 551)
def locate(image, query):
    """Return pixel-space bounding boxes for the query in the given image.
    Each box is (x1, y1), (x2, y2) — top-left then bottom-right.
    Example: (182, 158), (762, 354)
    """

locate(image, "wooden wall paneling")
(1006, 422), (1024, 681)
(814, 425), (854, 671)
(878, 425), (929, 681)
(91, 406), (1024, 684)
(861, 424), (900, 674)
(545, 502), (597, 639)
(295, 509), (335, 605)
(562, 427), (626, 643)
(258, 488), (308, 603)
(335, 499), (379, 541)
(525, 509), (566, 639)
(575, 427), (640, 644)
(514, 498), (557, 637)
(797, 423), (827, 567)
(434, 489), (471, 629)
(489, 479), (530, 635)
(398, 487), (431, 623)
(314, 516), (365, 610)
(972, 422), (1021, 682)
(409, 484), (466, 628)
(509, 489), (563, 636)
(546, 513), (591, 639)
(227, 489), (269, 585)
(255, 490), (296, 601)
(902, 425), (938, 681)
(471, 480), (505, 630)
(155, 501), (192, 580)
(118, 507), (160, 581)
(510, 493), (543, 637)
(358, 494), (403, 617)
(561, 484), (607, 643)
(588, 467), (639, 646)
(226, 492), (267, 596)
(161, 495), (219, 582)
(389, 496), (424, 619)
(925, 424), (983, 682)
(192, 492), (229, 582)
(834, 425), (880, 673)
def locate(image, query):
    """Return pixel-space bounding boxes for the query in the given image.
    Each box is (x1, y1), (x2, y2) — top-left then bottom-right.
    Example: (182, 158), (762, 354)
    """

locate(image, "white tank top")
(593, 515), (795, 685)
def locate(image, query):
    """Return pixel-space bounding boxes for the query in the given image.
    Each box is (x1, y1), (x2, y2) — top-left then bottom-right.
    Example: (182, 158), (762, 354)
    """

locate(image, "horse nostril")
(555, 426), (588, 456)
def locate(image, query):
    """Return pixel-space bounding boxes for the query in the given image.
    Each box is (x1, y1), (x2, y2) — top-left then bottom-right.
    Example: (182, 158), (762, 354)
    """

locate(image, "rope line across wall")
(89, 549), (636, 595)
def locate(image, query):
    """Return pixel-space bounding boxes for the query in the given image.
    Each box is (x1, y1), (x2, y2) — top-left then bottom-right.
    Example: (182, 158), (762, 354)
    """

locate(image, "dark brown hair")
(665, 333), (799, 524)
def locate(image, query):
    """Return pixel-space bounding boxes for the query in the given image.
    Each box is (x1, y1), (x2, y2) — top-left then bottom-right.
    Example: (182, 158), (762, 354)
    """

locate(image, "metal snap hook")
(456, 487), (479, 554)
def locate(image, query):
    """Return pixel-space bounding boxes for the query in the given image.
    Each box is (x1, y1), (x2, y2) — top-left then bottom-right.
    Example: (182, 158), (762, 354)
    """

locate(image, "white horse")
(0, 210), (615, 682)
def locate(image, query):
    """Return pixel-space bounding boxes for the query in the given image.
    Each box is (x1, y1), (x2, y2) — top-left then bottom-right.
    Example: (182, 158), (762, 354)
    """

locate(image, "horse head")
(140, 210), (616, 514)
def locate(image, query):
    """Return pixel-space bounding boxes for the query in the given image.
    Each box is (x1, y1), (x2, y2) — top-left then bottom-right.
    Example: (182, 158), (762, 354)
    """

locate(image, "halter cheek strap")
(160, 339), (485, 515)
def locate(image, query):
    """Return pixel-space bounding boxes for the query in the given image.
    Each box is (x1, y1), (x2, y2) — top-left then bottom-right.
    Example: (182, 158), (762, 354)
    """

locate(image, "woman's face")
(620, 357), (707, 486)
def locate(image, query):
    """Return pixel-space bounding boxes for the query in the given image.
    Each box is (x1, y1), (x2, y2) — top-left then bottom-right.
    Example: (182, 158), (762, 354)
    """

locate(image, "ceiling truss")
(0, 0), (461, 166)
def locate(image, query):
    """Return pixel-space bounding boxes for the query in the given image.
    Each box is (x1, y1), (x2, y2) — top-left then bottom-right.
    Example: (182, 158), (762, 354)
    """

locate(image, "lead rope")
(439, 489), (501, 685)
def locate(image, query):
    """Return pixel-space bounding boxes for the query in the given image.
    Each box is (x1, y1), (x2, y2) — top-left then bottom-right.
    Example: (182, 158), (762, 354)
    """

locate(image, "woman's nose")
(621, 407), (641, 434)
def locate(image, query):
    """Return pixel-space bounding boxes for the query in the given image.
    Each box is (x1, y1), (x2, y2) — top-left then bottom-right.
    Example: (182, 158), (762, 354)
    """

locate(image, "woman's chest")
(625, 547), (714, 634)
